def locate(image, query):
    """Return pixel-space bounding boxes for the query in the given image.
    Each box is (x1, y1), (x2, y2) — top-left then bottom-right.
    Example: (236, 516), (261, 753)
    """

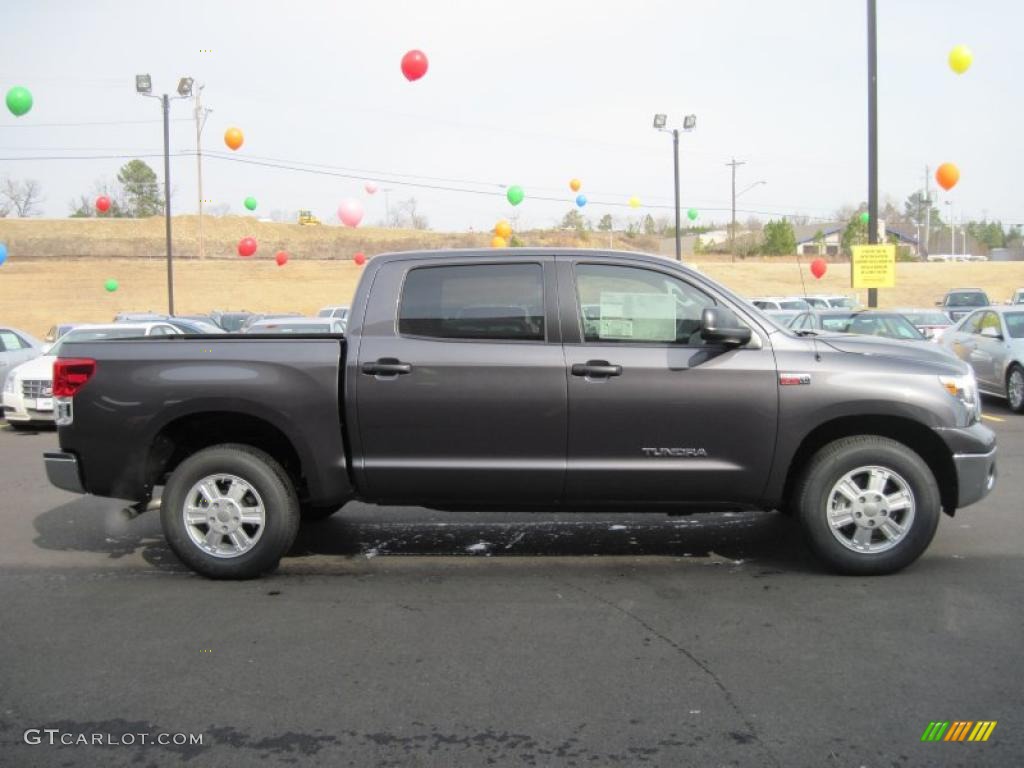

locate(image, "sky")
(0, 0), (1019, 232)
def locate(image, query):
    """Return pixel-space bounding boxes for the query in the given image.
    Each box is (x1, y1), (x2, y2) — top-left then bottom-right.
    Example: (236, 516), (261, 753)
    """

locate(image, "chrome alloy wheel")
(826, 465), (915, 554)
(182, 474), (266, 559)
(1008, 369), (1024, 411)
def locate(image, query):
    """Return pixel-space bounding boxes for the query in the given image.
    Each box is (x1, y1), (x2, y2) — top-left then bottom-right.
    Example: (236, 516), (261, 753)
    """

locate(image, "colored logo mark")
(921, 721), (996, 742)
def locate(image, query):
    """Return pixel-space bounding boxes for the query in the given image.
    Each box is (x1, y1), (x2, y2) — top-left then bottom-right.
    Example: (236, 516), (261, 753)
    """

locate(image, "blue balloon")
(0, 243), (7, 267)
(575, 194), (587, 208)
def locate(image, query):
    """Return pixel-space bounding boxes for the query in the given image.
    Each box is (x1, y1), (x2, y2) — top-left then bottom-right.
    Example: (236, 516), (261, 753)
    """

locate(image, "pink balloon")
(364, 182), (378, 195)
(337, 198), (364, 228)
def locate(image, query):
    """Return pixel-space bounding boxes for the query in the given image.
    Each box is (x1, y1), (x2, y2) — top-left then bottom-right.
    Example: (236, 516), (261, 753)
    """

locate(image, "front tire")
(161, 444), (300, 579)
(1006, 365), (1024, 413)
(793, 436), (940, 575)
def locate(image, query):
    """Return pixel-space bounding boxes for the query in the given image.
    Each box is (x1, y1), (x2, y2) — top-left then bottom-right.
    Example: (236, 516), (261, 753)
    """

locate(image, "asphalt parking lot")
(0, 404), (1021, 768)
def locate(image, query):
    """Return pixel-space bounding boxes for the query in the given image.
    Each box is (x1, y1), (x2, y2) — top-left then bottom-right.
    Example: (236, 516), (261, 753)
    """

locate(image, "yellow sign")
(851, 244), (896, 289)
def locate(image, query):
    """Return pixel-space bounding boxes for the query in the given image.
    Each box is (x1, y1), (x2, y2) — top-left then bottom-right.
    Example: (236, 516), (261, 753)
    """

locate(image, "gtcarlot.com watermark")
(24, 728), (203, 747)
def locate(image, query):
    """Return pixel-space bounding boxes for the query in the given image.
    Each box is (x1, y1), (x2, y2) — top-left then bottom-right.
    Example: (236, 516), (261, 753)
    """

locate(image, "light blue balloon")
(575, 194), (587, 208)
(0, 243), (7, 267)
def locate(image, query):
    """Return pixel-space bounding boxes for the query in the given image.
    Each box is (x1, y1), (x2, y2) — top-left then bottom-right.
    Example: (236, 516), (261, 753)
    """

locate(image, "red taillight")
(52, 358), (97, 397)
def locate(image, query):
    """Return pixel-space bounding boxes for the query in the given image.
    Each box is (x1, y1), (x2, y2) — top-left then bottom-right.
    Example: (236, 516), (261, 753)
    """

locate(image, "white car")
(804, 294), (857, 309)
(3, 323), (181, 428)
(750, 296), (812, 311)
(1, 327), (44, 401)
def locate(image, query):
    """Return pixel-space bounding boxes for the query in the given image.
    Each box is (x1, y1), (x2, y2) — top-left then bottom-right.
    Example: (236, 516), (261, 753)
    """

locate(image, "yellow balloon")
(948, 44), (972, 75)
(491, 235), (507, 248)
(494, 220), (512, 239)
(628, 196), (641, 209)
(569, 178), (581, 192)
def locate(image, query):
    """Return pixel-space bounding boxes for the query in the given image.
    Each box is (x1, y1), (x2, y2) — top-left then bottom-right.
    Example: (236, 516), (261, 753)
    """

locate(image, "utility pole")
(383, 188), (393, 227)
(194, 85), (211, 259)
(866, 0), (879, 308)
(726, 157), (746, 261)
(923, 165), (931, 259)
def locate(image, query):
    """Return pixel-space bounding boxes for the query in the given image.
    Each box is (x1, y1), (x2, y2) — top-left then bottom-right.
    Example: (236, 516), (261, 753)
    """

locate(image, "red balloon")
(810, 258), (827, 279)
(275, 250), (288, 267)
(401, 49), (429, 81)
(237, 237), (258, 258)
(353, 252), (366, 266)
(95, 195), (111, 213)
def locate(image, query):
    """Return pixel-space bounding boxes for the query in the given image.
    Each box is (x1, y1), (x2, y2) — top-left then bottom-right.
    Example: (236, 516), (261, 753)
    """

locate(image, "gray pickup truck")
(44, 249), (996, 579)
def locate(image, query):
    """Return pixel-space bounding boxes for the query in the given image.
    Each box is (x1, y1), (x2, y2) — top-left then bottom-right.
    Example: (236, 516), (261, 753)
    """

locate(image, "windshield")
(779, 299), (811, 310)
(945, 292), (989, 307)
(828, 297), (854, 308)
(217, 314), (249, 332)
(901, 311), (951, 326)
(1005, 312), (1024, 338)
(50, 327), (147, 355)
(822, 314), (924, 340)
(250, 323), (334, 334)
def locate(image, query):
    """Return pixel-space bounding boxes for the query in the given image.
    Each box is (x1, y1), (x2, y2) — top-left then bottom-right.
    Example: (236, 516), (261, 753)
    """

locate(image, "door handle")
(361, 358), (412, 376)
(571, 360), (623, 378)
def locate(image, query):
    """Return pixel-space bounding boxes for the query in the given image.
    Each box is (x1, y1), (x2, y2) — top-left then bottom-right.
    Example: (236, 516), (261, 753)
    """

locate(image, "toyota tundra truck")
(43, 249), (997, 578)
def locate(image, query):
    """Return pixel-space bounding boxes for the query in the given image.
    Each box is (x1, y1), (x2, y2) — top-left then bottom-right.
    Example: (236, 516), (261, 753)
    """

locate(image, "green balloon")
(244, 196), (257, 211)
(506, 185), (525, 206)
(859, 211), (870, 223)
(6, 86), (33, 117)
(687, 208), (698, 221)
(104, 278), (119, 293)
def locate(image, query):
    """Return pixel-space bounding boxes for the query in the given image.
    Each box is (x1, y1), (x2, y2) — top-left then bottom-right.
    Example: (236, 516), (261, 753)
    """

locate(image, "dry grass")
(3, 256), (1024, 339)
(1, 216), (1021, 335)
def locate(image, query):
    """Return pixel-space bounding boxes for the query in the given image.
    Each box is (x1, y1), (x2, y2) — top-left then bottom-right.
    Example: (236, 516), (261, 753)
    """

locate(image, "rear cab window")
(399, 263), (545, 341)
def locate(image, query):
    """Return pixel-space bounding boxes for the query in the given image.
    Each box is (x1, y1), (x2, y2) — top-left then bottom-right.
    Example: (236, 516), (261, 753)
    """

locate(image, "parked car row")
(2, 307), (350, 427)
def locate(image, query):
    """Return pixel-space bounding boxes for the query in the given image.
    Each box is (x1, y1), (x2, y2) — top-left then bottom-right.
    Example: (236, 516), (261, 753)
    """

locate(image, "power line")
(0, 118), (191, 129)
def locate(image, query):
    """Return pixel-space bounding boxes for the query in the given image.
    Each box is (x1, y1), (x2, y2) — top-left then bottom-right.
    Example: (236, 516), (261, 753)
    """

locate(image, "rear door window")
(399, 263), (545, 341)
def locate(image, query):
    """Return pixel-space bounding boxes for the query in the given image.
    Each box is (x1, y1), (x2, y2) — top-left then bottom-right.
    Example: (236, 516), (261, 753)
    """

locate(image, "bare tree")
(2, 177), (43, 217)
(394, 197), (429, 230)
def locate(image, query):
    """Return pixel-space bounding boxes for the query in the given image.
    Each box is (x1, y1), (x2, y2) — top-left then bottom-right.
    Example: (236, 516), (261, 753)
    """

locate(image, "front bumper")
(44, 452), (85, 494)
(2, 390), (55, 424)
(953, 448), (997, 508)
(935, 422), (997, 509)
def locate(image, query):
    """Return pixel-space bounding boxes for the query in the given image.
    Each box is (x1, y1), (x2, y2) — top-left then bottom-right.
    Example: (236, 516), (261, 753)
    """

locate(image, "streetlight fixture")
(135, 73), (193, 315)
(653, 113), (697, 261)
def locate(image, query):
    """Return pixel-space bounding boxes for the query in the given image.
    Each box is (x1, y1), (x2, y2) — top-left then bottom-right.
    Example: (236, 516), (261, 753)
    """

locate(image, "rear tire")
(161, 444), (299, 579)
(793, 436), (940, 575)
(1006, 365), (1024, 414)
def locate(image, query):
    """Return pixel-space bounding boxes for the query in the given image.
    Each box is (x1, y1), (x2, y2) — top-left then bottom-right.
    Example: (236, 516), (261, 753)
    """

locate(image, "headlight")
(939, 372), (980, 425)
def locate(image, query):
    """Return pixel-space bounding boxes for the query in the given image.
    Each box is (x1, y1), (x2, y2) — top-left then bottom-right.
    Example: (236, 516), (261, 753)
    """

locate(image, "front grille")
(22, 380), (51, 399)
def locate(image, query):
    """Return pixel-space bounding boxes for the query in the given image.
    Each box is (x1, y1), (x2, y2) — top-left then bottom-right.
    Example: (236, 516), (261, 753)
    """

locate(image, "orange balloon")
(224, 127), (244, 151)
(494, 220), (512, 239)
(935, 163), (959, 191)
(491, 235), (507, 248)
(569, 178), (581, 192)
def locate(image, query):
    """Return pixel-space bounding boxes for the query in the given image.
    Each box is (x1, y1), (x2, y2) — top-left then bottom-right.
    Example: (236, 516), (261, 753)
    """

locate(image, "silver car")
(1, 327), (43, 397)
(940, 306), (1024, 413)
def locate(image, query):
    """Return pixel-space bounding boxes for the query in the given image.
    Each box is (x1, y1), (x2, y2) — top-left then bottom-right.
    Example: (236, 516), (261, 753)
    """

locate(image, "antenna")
(794, 247), (822, 361)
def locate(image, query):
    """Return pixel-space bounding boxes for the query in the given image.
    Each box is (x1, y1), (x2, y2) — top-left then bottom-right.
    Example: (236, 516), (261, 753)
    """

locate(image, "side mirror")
(980, 326), (1002, 340)
(701, 307), (752, 347)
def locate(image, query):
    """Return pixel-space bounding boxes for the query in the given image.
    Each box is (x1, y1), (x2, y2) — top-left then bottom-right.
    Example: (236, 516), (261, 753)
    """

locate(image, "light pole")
(730, 177), (766, 261)
(653, 113), (696, 262)
(194, 84), (212, 260)
(945, 200), (955, 256)
(136, 73), (193, 315)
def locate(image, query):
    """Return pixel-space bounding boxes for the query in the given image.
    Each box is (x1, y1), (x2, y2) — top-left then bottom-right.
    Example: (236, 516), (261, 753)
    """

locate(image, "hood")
(9, 354), (57, 381)
(818, 334), (965, 372)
